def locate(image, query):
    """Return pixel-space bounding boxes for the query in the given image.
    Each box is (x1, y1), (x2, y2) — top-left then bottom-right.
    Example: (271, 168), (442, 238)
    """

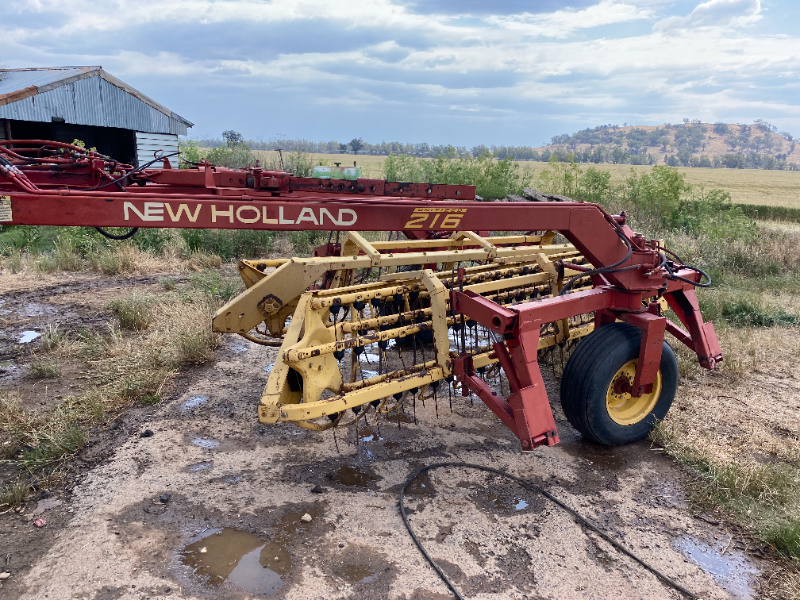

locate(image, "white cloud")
(656, 0), (762, 31)
(2, 0), (799, 142)
(488, 1), (653, 38)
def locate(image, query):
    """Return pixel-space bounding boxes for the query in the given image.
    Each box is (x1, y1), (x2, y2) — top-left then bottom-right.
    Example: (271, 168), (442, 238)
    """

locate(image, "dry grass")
(652, 324), (800, 558)
(291, 152), (800, 208)
(1, 240), (223, 278)
(28, 358), (62, 379)
(1, 276), (225, 481)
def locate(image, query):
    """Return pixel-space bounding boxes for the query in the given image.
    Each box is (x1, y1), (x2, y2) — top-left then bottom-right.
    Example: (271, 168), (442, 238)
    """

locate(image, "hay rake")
(1, 140), (723, 449)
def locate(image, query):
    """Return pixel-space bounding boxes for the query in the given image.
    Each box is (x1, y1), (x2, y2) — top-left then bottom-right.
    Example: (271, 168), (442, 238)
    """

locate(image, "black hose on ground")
(400, 462), (701, 600)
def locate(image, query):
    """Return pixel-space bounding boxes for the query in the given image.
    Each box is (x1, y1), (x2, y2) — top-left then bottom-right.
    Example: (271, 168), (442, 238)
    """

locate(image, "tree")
(222, 130), (244, 147)
(338, 143), (348, 154)
(713, 122), (729, 135)
(348, 138), (364, 154)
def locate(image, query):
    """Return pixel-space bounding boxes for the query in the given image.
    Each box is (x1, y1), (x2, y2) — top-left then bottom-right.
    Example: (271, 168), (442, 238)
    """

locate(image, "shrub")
(383, 150), (531, 200)
(109, 293), (154, 330)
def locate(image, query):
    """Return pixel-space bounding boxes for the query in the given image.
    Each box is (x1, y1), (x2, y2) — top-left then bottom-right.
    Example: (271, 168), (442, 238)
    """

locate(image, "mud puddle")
(186, 461), (213, 473)
(182, 395), (209, 411)
(486, 492), (528, 511)
(358, 427), (383, 442)
(328, 465), (378, 487)
(678, 537), (757, 600)
(182, 527), (290, 596)
(191, 437), (220, 449)
(18, 331), (41, 344)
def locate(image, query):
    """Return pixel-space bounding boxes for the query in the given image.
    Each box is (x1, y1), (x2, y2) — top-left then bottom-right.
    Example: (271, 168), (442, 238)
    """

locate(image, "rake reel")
(0, 142), (723, 449)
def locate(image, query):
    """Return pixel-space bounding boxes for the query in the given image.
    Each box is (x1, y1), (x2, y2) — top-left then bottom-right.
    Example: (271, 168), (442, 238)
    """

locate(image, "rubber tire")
(560, 323), (678, 446)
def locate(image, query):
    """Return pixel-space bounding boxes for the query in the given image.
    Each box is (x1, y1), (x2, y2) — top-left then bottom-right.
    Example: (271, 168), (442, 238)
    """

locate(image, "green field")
(277, 152), (800, 208)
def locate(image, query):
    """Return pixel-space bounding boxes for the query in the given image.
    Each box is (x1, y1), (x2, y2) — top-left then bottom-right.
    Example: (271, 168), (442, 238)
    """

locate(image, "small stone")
(159, 494), (171, 504)
(311, 485), (324, 494)
(34, 518), (46, 528)
(300, 513), (313, 523)
(274, 556), (279, 561)
(199, 547), (207, 553)
(0, 572), (10, 580)
(338, 543), (345, 548)
(140, 430), (154, 438)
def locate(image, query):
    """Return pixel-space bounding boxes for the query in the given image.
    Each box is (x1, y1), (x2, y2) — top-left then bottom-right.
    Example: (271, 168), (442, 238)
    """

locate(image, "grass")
(1, 271), (228, 487)
(29, 359), (62, 379)
(0, 481), (29, 509)
(109, 293), (154, 330)
(651, 419), (800, 560)
(41, 323), (68, 352)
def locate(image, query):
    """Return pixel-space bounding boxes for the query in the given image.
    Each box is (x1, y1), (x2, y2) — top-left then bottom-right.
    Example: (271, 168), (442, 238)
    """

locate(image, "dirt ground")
(0, 271), (782, 600)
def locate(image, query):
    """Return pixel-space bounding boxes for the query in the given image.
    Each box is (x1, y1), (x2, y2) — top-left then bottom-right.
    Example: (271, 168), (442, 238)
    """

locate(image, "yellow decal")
(404, 207), (466, 229)
(0, 196), (12, 222)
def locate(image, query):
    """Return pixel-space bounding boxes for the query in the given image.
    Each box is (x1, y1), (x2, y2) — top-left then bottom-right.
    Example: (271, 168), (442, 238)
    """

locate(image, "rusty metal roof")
(0, 67), (193, 135)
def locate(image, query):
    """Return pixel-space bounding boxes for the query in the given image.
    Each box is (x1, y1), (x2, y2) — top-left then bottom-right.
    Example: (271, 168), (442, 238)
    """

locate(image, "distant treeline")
(189, 118), (799, 171)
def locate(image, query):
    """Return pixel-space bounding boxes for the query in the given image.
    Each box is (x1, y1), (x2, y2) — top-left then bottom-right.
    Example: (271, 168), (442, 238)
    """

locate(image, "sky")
(2, 0), (800, 147)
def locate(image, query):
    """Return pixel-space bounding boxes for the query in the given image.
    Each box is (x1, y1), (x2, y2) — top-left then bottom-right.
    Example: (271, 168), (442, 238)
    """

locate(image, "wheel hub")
(605, 360), (662, 426)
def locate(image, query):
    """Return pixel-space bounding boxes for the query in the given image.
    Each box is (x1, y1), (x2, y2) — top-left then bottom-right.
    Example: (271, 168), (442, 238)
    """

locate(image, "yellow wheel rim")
(605, 360), (662, 426)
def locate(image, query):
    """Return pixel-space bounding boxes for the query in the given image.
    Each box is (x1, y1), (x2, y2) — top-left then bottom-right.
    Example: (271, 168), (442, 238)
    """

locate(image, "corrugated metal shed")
(0, 67), (193, 135)
(136, 132), (181, 168)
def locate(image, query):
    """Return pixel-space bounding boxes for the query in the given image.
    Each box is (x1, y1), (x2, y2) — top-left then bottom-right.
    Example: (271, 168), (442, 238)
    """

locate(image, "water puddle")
(228, 339), (249, 353)
(360, 369), (379, 379)
(192, 438), (220, 449)
(385, 412), (415, 425)
(679, 537), (757, 600)
(328, 465), (377, 487)
(186, 461), (213, 473)
(340, 564), (379, 584)
(559, 436), (628, 470)
(486, 493), (529, 510)
(182, 395), (209, 411)
(24, 303), (56, 317)
(182, 528), (290, 595)
(405, 472), (436, 497)
(358, 427), (383, 442)
(19, 331), (41, 344)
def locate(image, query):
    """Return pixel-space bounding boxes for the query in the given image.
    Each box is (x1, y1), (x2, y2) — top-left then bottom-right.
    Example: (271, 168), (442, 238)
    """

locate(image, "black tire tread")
(560, 322), (677, 445)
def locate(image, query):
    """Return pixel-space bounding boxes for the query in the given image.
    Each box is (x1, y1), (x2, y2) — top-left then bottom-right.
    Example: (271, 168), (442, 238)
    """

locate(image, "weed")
(288, 230), (328, 256)
(186, 251), (222, 271)
(188, 270), (242, 303)
(0, 481), (29, 508)
(6, 249), (22, 273)
(383, 151), (532, 200)
(29, 359), (62, 379)
(762, 520), (800, 560)
(722, 298), (798, 327)
(41, 323), (68, 351)
(159, 277), (177, 291)
(92, 245), (139, 274)
(109, 293), (154, 330)
(698, 292), (799, 327)
(18, 425), (86, 471)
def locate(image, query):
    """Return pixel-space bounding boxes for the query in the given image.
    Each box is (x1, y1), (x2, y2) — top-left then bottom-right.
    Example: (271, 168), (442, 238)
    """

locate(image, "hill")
(529, 120), (798, 170)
